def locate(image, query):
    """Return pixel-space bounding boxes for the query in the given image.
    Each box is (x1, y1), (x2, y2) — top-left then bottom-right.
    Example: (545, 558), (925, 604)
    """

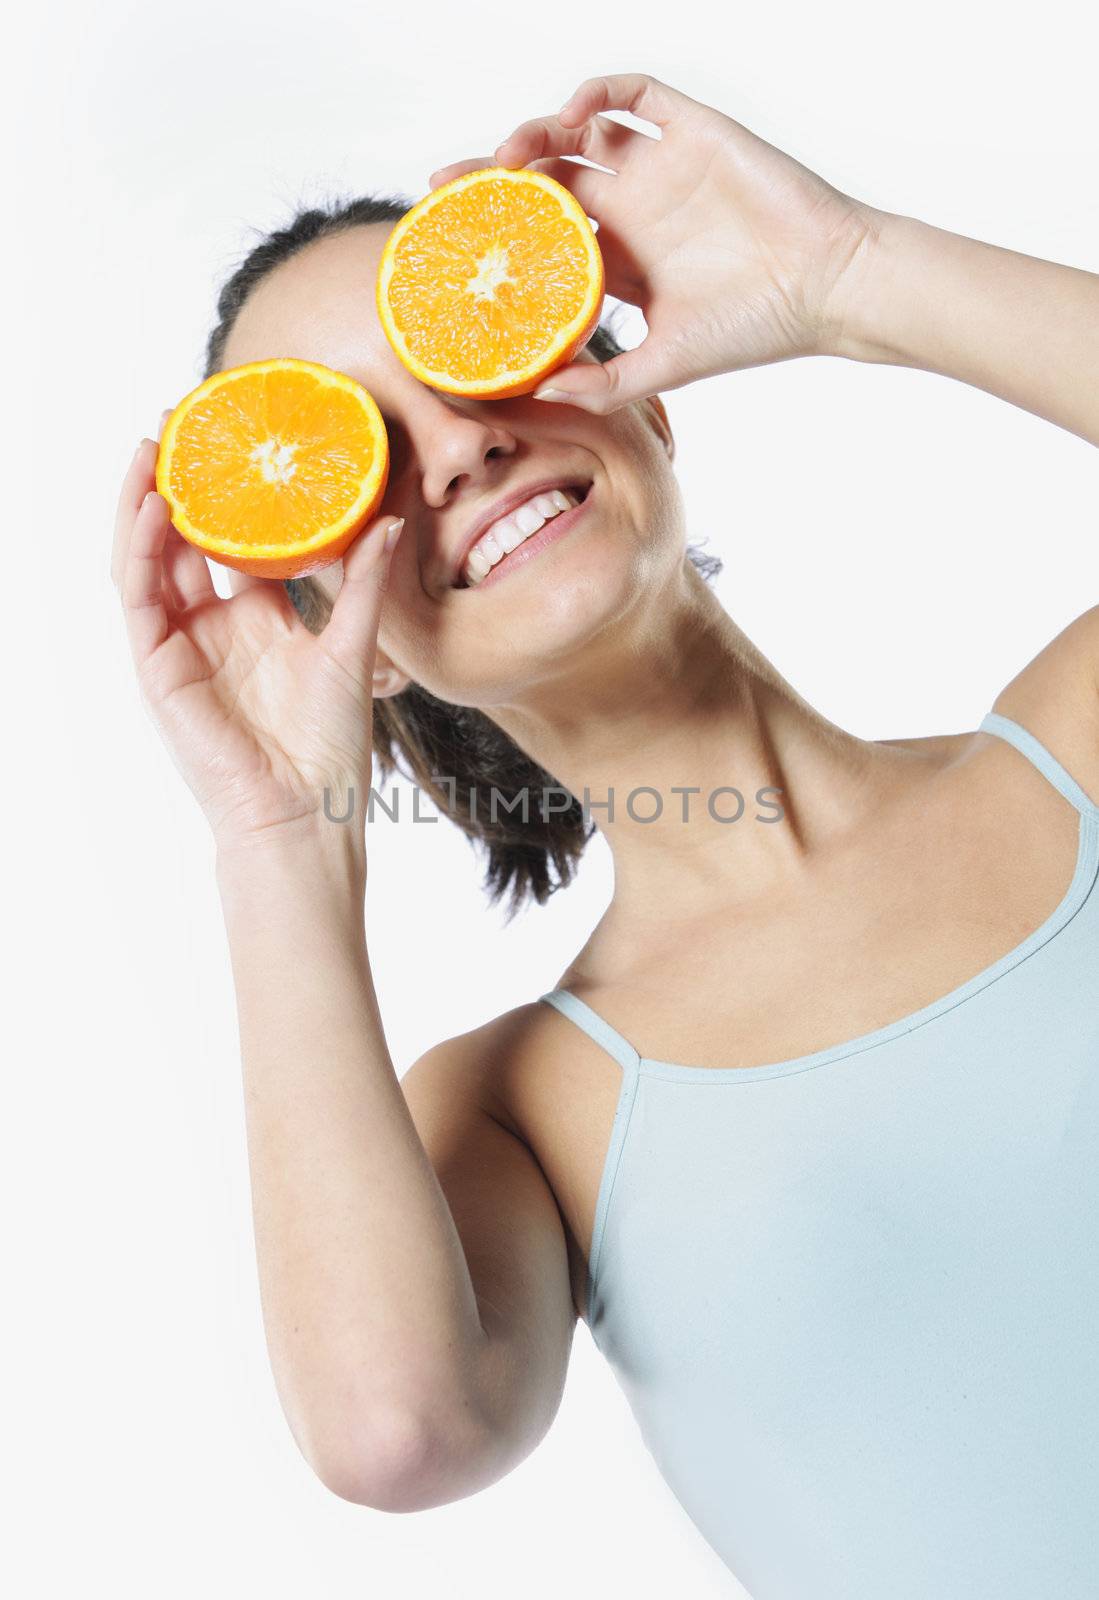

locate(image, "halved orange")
(376, 167), (604, 399)
(156, 358), (389, 580)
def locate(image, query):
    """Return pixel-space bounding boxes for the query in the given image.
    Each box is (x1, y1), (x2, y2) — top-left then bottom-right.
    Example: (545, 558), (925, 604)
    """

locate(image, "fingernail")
(532, 387), (571, 403)
(384, 518), (405, 553)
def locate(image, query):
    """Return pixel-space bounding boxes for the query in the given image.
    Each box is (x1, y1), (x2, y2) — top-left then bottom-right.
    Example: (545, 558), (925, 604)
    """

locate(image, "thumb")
(532, 339), (681, 415)
(320, 514), (404, 684)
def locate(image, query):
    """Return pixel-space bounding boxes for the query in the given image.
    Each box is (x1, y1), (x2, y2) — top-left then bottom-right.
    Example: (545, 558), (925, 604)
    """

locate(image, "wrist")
(215, 818), (368, 911)
(819, 206), (930, 365)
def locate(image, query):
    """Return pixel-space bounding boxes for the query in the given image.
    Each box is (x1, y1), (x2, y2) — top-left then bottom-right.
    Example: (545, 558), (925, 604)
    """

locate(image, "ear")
(641, 395), (675, 462)
(372, 646), (411, 699)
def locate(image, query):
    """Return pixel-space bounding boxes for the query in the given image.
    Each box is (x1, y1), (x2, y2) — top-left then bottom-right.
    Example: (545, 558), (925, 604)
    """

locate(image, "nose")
(418, 399), (518, 507)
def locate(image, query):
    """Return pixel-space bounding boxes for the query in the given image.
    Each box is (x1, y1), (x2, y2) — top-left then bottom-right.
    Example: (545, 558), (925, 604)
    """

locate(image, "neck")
(492, 567), (922, 930)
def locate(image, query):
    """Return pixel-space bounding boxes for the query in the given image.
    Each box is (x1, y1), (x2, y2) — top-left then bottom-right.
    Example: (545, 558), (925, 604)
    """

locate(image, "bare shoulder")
(986, 604), (1099, 805)
(396, 1002), (582, 1463)
(399, 997), (598, 1320)
(398, 997), (564, 1145)
(395, 998), (585, 1337)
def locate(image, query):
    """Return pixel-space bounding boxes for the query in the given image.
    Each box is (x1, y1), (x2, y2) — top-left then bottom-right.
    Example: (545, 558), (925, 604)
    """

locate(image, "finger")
(428, 146), (617, 211)
(320, 515), (404, 685)
(532, 337), (684, 416)
(428, 156), (494, 189)
(145, 416), (218, 611)
(162, 523), (217, 612)
(495, 111), (642, 174)
(428, 154), (606, 221)
(223, 564), (273, 597)
(223, 567), (300, 630)
(556, 72), (682, 132)
(111, 438), (158, 589)
(120, 491), (172, 667)
(526, 158), (608, 215)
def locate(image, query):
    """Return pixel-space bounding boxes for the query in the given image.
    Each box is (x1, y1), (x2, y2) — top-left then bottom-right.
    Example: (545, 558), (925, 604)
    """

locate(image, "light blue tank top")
(539, 712), (1099, 1598)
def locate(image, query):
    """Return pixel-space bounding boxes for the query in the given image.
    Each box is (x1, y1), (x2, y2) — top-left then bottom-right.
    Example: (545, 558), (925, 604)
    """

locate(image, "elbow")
(307, 1403), (492, 1513)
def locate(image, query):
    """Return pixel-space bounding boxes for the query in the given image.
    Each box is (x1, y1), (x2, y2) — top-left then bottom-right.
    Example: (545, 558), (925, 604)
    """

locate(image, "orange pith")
(155, 358), (389, 580)
(376, 167), (605, 399)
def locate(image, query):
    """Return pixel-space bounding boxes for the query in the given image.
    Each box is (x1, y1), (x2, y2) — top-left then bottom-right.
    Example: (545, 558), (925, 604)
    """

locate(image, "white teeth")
(514, 503), (545, 536)
(460, 485), (586, 587)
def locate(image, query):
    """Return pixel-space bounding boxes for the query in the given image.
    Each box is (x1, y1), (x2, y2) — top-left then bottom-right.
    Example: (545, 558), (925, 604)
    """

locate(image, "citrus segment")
(156, 358), (389, 580)
(377, 167), (604, 398)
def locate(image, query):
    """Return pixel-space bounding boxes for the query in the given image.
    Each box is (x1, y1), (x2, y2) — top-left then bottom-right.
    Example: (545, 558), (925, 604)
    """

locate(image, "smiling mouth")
(452, 481), (593, 590)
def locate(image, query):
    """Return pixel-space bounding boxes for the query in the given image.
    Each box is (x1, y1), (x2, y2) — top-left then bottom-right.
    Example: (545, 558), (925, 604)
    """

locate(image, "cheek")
(375, 581), (438, 682)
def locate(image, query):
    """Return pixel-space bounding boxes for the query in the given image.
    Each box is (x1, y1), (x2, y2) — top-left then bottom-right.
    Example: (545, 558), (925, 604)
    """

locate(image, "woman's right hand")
(430, 72), (879, 413)
(112, 435), (404, 854)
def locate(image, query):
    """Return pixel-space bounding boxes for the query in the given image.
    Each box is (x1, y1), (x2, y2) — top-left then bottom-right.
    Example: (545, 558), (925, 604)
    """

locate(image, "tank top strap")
(539, 989), (642, 1076)
(979, 711), (1099, 818)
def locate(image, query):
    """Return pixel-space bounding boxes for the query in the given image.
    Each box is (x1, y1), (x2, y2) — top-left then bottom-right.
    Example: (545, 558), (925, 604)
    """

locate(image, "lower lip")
(461, 489), (592, 592)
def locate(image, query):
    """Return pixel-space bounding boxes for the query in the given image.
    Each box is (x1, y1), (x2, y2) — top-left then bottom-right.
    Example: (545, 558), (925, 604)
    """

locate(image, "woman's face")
(219, 223), (685, 709)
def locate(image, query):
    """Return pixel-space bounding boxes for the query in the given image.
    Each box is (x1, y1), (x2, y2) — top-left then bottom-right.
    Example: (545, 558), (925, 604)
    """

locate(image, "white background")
(6, 2), (1097, 1595)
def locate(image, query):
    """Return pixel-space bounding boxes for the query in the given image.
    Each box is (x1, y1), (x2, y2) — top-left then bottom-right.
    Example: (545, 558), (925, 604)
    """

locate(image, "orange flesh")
(381, 173), (603, 390)
(167, 369), (381, 546)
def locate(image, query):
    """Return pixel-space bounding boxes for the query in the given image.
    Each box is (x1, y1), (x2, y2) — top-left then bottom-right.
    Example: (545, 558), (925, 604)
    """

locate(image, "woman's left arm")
(835, 212), (1099, 448)
(430, 72), (1099, 447)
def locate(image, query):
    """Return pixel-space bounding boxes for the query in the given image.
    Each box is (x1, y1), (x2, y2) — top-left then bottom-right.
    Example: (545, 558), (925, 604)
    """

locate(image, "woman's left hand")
(428, 72), (883, 414)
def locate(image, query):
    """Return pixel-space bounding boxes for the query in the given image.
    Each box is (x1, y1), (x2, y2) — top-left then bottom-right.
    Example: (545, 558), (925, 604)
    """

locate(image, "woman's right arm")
(219, 829), (578, 1508)
(114, 438), (573, 1509)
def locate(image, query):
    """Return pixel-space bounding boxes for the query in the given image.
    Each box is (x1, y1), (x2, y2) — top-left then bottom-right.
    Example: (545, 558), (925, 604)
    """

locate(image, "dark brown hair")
(204, 193), (724, 920)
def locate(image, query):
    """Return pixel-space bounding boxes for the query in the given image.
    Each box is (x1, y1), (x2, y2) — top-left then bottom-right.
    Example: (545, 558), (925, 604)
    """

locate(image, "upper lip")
(448, 477), (590, 588)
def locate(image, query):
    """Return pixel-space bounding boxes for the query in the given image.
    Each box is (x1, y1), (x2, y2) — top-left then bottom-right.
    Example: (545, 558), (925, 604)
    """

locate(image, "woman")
(113, 73), (1099, 1598)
